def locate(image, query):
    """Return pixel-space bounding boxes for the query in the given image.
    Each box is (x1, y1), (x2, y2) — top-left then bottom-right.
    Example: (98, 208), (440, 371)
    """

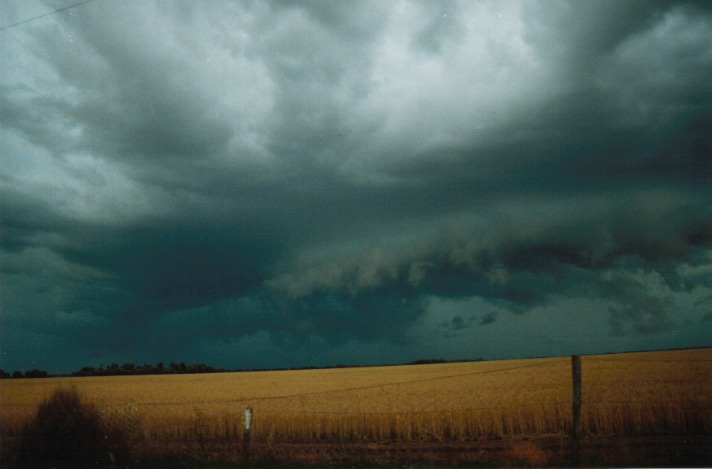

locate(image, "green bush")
(18, 387), (131, 468)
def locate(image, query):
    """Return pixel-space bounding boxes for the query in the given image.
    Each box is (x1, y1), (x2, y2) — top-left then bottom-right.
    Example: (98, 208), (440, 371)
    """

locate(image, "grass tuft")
(16, 386), (132, 468)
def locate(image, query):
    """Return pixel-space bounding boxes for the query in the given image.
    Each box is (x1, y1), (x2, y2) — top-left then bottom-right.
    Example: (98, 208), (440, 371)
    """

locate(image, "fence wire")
(2, 355), (711, 443)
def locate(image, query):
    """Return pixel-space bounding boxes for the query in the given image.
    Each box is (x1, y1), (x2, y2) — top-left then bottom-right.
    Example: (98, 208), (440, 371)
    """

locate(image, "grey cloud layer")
(1, 0), (711, 372)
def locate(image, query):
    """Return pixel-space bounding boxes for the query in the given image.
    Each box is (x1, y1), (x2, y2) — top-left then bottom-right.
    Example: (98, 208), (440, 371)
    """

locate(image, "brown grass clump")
(505, 440), (550, 467)
(15, 387), (132, 468)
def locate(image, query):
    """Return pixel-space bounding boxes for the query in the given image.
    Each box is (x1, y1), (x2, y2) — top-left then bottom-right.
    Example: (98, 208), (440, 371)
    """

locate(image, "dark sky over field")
(1, 0), (711, 374)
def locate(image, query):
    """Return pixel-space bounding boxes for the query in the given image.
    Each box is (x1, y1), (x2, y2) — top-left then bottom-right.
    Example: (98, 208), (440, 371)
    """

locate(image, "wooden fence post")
(242, 407), (252, 464)
(571, 355), (582, 441)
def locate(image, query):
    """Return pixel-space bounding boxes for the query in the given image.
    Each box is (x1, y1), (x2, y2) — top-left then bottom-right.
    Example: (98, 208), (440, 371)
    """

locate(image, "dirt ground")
(122, 434), (712, 467)
(2, 434), (710, 467)
(250, 435), (711, 467)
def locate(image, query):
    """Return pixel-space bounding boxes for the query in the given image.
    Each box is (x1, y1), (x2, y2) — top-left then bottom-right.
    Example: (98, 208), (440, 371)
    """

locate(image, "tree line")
(0, 362), (226, 378)
(0, 358), (487, 379)
(72, 362), (227, 376)
(0, 369), (48, 379)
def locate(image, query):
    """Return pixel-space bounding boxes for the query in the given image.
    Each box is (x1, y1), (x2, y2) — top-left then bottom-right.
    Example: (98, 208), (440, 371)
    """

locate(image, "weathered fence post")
(571, 355), (582, 440)
(242, 407), (252, 464)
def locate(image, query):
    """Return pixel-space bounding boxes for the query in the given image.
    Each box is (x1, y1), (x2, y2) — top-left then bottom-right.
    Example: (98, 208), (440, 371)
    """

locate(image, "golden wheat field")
(1, 348), (711, 448)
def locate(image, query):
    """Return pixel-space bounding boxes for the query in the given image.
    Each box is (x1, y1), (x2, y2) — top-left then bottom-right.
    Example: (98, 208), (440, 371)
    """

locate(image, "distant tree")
(169, 362), (187, 373)
(0, 369), (11, 379)
(12, 370), (23, 378)
(72, 367), (96, 377)
(188, 363), (213, 374)
(411, 359), (447, 365)
(24, 369), (48, 378)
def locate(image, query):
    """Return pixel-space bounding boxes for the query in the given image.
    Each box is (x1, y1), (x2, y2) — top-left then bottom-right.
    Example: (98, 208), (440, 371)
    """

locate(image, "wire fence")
(2, 354), (711, 454)
(108, 357), (712, 444)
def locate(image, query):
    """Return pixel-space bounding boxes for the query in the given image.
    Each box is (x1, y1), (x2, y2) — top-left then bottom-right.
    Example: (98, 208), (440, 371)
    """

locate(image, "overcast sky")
(1, 0), (711, 374)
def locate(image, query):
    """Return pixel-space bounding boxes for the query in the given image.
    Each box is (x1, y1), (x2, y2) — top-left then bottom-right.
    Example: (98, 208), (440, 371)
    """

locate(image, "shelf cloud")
(1, 0), (711, 372)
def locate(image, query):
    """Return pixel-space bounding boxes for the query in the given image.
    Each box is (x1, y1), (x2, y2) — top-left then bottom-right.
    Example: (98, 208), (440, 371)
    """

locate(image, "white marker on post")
(244, 407), (253, 432)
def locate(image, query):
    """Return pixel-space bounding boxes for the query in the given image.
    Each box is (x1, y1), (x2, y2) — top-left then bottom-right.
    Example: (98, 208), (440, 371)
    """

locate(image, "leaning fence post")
(242, 407), (252, 464)
(571, 355), (582, 441)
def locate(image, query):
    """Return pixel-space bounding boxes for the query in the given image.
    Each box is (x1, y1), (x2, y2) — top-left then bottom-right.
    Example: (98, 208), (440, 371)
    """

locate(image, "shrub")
(18, 387), (131, 468)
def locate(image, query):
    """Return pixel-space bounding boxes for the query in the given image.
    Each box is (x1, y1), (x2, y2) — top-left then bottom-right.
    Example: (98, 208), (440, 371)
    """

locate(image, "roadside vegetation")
(7, 387), (131, 468)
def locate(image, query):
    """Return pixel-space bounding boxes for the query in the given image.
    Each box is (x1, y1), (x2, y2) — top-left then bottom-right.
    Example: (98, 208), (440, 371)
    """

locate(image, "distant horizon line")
(3, 345), (710, 379)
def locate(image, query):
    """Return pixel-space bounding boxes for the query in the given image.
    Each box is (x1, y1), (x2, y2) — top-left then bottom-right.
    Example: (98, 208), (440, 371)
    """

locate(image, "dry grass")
(1, 348), (710, 456)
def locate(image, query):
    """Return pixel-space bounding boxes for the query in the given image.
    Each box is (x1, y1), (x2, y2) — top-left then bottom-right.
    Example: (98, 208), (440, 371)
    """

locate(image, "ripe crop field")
(1, 348), (711, 464)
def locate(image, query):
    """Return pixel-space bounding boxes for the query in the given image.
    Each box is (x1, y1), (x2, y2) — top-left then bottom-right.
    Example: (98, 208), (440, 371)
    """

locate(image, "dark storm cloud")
(1, 0), (711, 372)
(267, 192), (712, 329)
